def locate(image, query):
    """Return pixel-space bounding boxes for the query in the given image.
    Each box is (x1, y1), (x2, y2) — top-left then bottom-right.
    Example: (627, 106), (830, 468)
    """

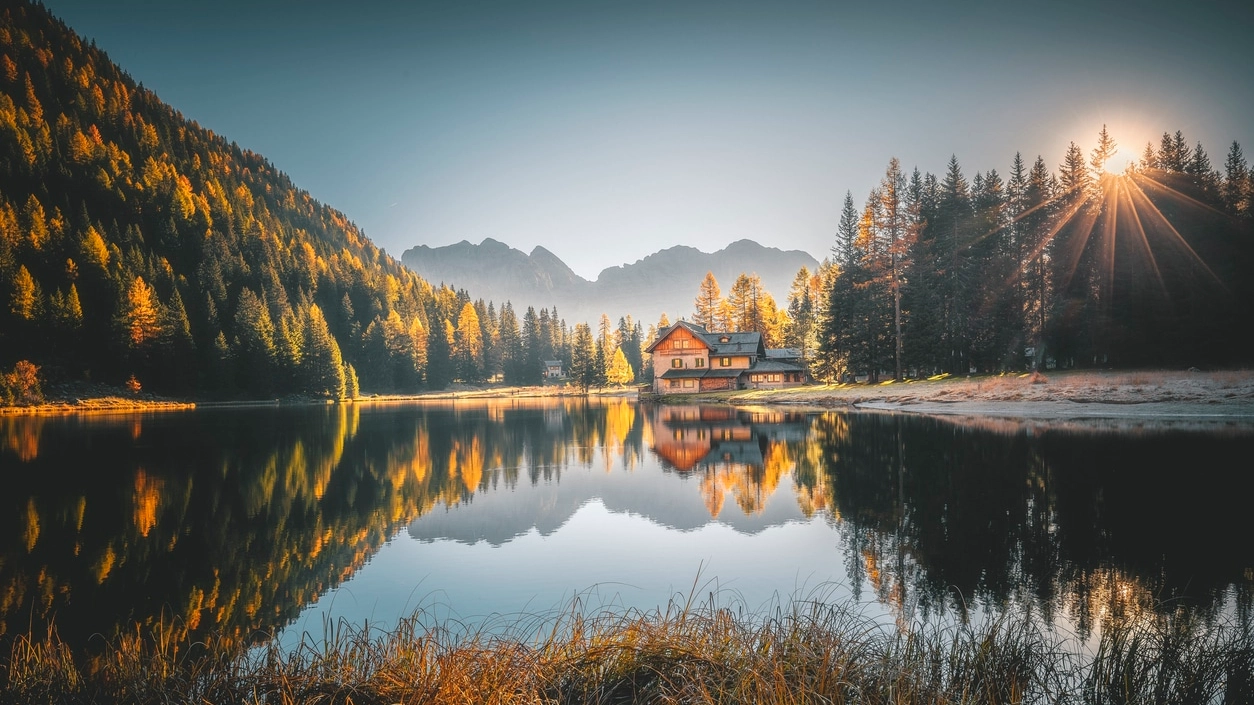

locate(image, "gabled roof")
(543, 360), (562, 366)
(644, 320), (711, 353)
(703, 331), (763, 356)
(647, 322), (769, 357)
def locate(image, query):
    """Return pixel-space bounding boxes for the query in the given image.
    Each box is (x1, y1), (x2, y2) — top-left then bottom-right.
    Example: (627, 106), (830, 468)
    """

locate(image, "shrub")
(1, 360), (44, 406)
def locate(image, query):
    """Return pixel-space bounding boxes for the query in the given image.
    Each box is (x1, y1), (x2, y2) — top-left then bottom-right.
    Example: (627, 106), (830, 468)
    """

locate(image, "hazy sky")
(43, 0), (1254, 279)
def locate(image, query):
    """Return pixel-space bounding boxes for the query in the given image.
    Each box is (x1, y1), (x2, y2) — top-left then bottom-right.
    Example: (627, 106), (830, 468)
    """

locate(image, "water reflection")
(1, 402), (1251, 659)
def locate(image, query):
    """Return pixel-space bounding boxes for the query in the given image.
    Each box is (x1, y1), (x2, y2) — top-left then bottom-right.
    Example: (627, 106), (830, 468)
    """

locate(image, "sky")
(42, 0), (1254, 280)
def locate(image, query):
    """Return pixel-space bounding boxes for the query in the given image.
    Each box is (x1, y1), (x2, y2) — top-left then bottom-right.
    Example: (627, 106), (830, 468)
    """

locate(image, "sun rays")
(986, 162), (1231, 313)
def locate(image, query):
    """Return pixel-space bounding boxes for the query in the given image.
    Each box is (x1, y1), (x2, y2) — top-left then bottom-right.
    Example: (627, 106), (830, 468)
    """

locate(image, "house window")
(669, 379), (681, 388)
(772, 374), (782, 382)
(671, 358), (683, 368)
(683, 379), (694, 388)
(720, 357), (730, 367)
(695, 358), (705, 368)
(678, 339), (689, 349)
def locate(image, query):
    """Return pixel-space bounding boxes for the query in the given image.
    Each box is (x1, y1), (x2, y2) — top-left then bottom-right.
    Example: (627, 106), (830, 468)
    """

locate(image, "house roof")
(658, 368), (709, 379)
(646, 321), (769, 357)
(701, 368), (744, 378)
(704, 332), (763, 356)
(543, 360), (561, 366)
(765, 348), (802, 359)
(645, 321), (711, 353)
(747, 359), (807, 373)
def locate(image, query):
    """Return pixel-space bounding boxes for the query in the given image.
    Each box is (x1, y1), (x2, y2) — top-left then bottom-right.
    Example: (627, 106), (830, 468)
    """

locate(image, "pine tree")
(425, 318), (453, 390)
(232, 287), (276, 394)
(1141, 142), (1157, 170)
(304, 304), (347, 399)
(693, 271), (722, 330)
(937, 155), (973, 374)
(1060, 142), (1089, 195)
(1223, 141), (1249, 215)
(521, 306), (542, 384)
(786, 266), (814, 356)
(834, 191), (858, 267)
(498, 302), (523, 384)
(878, 157), (909, 381)
(344, 362), (360, 399)
(816, 191), (864, 381)
(1090, 124), (1117, 175)
(570, 323), (595, 392)
(1022, 156), (1053, 364)
(592, 343), (608, 390)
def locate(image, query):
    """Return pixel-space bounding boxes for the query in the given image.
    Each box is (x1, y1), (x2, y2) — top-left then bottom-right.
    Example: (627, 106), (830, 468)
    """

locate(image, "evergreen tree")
(1223, 141), (1249, 215)
(878, 157), (909, 380)
(1089, 124), (1117, 175)
(231, 287), (276, 394)
(521, 306), (542, 384)
(1141, 142), (1157, 170)
(304, 303), (346, 399)
(592, 343), (608, 390)
(693, 271), (722, 330)
(498, 301), (523, 384)
(1060, 142), (1089, 195)
(425, 317), (453, 390)
(786, 266), (814, 356)
(569, 322), (595, 392)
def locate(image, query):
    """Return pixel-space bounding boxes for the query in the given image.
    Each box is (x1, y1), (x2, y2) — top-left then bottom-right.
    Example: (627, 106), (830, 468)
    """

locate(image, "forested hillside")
(0, 1), (459, 399)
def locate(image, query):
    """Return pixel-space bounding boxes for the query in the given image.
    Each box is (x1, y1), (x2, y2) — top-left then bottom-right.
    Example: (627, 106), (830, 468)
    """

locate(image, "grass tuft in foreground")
(3, 598), (1252, 704)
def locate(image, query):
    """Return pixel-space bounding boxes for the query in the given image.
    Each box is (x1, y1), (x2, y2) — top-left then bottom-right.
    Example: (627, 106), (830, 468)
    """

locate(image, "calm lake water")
(2, 399), (1252, 656)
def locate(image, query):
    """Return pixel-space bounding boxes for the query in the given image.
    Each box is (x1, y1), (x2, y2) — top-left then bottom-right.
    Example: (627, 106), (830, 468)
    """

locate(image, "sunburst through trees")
(817, 126), (1254, 379)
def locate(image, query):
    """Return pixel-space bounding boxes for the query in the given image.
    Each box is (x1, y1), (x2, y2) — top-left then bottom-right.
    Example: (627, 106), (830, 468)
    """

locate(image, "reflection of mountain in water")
(408, 406), (818, 545)
(5, 400), (1252, 660)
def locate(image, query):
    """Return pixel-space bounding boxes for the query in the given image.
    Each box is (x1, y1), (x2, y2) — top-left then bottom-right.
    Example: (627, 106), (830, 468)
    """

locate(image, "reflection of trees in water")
(0, 399), (649, 656)
(807, 412), (1254, 637)
(3, 403), (1250, 660)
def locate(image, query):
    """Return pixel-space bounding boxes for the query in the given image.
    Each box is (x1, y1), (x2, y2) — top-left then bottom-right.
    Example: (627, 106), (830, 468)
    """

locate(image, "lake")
(2, 399), (1251, 657)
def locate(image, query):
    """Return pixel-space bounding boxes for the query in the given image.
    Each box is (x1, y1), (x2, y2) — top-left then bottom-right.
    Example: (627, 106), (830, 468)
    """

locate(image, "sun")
(1103, 148), (1137, 174)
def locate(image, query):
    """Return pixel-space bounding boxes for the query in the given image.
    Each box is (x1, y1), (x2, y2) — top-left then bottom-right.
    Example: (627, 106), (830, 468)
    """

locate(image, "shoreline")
(5, 370), (1253, 422)
(666, 368), (1254, 422)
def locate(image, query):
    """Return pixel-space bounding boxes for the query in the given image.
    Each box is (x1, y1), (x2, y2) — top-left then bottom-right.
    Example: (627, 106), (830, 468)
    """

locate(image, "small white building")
(544, 360), (563, 379)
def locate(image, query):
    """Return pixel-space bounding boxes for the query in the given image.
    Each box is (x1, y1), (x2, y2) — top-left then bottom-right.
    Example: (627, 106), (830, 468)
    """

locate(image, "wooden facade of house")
(645, 321), (809, 395)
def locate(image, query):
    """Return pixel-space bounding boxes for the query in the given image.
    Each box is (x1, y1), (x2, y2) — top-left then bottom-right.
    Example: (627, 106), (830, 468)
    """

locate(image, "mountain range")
(401, 238), (820, 327)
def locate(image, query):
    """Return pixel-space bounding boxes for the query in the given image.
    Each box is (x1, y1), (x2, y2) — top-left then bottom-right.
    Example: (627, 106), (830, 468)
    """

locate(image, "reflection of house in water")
(645, 406), (810, 517)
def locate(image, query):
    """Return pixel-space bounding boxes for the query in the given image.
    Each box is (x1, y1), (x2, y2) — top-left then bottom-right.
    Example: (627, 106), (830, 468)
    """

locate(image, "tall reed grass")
(3, 596), (1251, 704)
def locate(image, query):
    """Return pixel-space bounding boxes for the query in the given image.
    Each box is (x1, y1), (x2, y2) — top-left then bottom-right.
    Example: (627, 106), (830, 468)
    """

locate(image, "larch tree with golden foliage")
(453, 301), (483, 382)
(121, 275), (160, 349)
(693, 271), (722, 330)
(607, 347), (634, 386)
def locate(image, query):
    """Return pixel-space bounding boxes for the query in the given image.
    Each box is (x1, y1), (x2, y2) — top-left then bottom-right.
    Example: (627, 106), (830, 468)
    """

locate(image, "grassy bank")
(4, 598), (1251, 704)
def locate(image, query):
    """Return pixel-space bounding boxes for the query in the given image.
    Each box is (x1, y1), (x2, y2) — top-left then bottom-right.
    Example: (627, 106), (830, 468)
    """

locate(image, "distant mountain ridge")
(401, 238), (819, 326)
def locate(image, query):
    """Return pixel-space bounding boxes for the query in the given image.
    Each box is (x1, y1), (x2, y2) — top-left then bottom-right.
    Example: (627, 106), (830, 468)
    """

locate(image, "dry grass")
(3, 596), (1251, 705)
(670, 369), (1254, 412)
